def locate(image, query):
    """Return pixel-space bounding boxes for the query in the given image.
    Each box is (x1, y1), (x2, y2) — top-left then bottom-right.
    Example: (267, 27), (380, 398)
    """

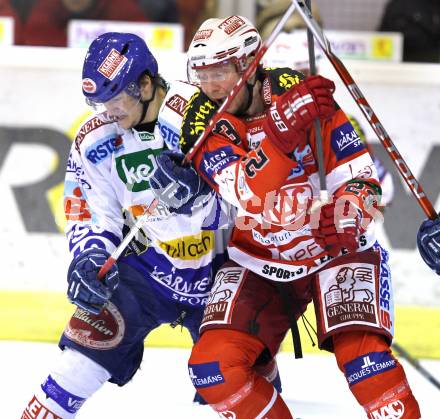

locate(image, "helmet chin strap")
(137, 83), (158, 125)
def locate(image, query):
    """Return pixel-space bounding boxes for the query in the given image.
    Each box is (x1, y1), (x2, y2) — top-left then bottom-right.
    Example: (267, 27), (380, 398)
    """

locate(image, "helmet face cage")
(187, 16), (261, 85)
(82, 32), (158, 108)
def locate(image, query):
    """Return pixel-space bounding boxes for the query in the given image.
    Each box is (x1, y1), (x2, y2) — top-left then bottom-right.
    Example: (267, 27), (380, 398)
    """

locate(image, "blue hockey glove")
(150, 150), (212, 215)
(417, 216), (440, 275)
(67, 248), (119, 314)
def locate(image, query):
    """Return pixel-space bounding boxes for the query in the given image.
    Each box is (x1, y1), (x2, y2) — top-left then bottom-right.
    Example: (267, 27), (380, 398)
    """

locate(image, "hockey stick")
(97, 3), (298, 278)
(305, 0), (328, 211)
(392, 342), (440, 391)
(290, 0), (437, 220)
(97, 200), (158, 278)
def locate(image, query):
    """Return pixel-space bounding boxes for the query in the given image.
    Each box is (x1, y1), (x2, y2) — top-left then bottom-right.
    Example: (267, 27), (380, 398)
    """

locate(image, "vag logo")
(116, 149), (162, 192)
(371, 400), (404, 419)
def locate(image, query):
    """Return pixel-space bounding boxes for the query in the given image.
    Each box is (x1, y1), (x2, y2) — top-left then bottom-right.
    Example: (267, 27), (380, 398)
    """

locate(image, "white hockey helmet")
(187, 15), (261, 78)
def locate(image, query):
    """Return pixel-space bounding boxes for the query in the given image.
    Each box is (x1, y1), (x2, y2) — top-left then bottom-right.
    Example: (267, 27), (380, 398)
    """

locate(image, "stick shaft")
(305, 0), (327, 200)
(97, 199), (158, 279)
(291, 0), (436, 219)
(393, 342), (440, 390)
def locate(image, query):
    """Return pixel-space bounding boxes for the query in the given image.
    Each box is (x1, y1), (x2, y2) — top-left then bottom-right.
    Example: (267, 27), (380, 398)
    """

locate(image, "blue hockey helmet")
(82, 32), (158, 105)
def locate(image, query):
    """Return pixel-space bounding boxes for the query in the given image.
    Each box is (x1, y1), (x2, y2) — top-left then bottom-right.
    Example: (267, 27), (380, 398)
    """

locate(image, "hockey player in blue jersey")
(21, 32), (232, 418)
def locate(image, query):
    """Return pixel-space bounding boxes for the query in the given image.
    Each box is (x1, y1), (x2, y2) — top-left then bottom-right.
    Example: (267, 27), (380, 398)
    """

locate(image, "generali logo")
(98, 48), (128, 80)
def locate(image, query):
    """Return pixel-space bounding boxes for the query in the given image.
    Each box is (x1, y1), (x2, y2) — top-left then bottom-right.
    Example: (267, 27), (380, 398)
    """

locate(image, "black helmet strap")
(137, 77), (158, 125)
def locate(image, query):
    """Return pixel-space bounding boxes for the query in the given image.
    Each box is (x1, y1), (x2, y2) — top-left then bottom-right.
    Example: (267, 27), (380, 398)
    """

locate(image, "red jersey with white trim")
(180, 68), (381, 282)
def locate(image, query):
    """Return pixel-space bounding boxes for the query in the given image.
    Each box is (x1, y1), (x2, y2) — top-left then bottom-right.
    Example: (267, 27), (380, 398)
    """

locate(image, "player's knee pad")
(189, 329), (265, 403)
(334, 331), (420, 418)
(22, 348), (111, 418)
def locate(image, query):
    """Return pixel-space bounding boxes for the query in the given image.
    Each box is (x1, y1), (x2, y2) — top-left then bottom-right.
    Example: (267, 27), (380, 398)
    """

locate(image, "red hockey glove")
(263, 75), (336, 154)
(312, 197), (362, 258)
(311, 181), (381, 257)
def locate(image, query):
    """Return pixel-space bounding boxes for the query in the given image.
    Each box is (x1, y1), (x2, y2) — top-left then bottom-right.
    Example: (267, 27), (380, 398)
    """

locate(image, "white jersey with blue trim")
(64, 80), (231, 308)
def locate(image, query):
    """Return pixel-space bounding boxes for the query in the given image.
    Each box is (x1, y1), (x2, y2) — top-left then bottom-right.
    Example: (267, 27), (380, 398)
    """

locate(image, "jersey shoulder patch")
(260, 67), (305, 97)
(179, 88), (219, 155)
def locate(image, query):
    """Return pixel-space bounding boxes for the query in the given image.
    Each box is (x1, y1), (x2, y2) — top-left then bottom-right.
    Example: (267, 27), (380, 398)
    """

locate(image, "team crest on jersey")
(64, 302), (125, 349)
(262, 182), (313, 226)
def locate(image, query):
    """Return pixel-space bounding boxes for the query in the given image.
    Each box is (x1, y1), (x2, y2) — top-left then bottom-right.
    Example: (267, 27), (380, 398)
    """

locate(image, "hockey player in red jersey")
(152, 15), (421, 418)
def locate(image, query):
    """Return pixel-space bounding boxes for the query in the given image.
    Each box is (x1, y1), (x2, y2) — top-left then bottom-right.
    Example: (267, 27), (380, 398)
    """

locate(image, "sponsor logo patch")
(22, 395), (62, 419)
(85, 136), (124, 164)
(157, 231), (214, 260)
(261, 264), (305, 280)
(321, 263), (378, 331)
(252, 229), (295, 247)
(180, 91), (217, 151)
(98, 48), (128, 80)
(158, 120), (180, 149)
(262, 77), (272, 105)
(63, 302), (125, 349)
(344, 351), (397, 386)
(82, 78), (96, 93)
(75, 117), (107, 153)
(42, 375), (86, 413)
(331, 121), (364, 161)
(64, 185), (92, 222)
(218, 16), (245, 35)
(165, 94), (188, 117)
(278, 73), (301, 90)
(377, 244), (393, 331)
(370, 400), (405, 419)
(116, 149), (161, 192)
(202, 146), (240, 180)
(188, 362), (225, 388)
(202, 267), (245, 326)
(150, 263), (212, 306)
(193, 29), (213, 41)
